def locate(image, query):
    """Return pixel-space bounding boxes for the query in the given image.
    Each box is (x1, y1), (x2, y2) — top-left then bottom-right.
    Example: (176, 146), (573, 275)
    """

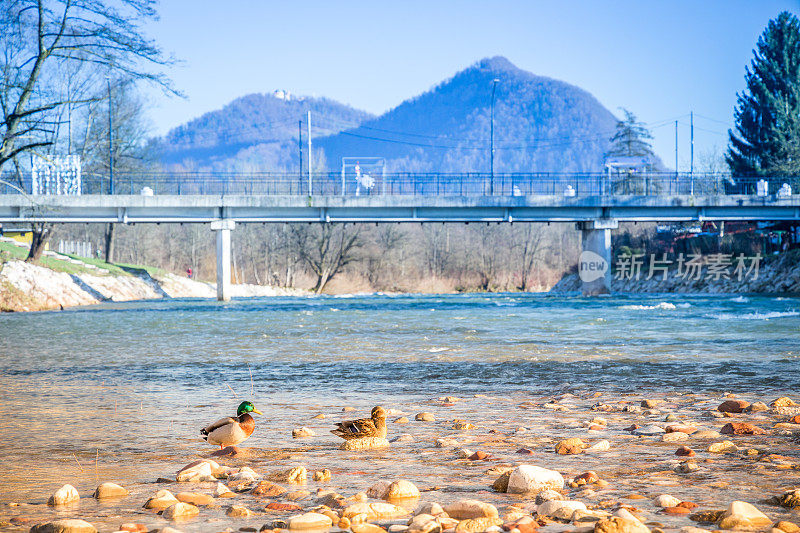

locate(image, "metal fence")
(1, 171), (798, 197)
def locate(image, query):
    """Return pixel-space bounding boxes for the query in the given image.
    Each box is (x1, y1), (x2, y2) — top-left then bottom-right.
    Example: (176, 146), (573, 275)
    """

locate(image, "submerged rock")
(444, 499), (499, 520)
(48, 484), (79, 506)
(162, 501), (200, 520)
(340, 437), (390, 450)
(717, 501), (772, 530)
(505, 465), (564, 494)
(93, 482), (128, 499)
(144, 489), (180, 509)
(718, 400), (749, 413)
(30, 519), (97, 533)
(288, 512), (333, 530)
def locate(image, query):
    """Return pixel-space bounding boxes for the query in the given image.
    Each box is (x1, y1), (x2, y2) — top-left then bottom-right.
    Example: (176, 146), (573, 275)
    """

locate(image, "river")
(0, 293), (798, 529)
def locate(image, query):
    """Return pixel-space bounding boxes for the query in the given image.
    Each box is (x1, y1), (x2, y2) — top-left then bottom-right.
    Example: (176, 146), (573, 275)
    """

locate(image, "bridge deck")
(1, 193), (799, 223)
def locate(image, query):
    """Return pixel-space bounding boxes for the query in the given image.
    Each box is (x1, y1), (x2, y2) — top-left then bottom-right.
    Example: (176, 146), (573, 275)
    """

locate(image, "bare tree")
(0, 0), (176, 260)
(290, 223), (362, 294)
(513, 224), (544, 290)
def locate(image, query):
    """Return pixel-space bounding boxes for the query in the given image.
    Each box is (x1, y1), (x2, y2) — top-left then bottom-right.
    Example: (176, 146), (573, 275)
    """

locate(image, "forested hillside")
(154, 57), (628, 173)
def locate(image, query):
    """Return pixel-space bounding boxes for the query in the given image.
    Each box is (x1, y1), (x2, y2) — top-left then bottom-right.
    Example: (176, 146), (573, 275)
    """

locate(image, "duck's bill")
(252, 408), (263, 415)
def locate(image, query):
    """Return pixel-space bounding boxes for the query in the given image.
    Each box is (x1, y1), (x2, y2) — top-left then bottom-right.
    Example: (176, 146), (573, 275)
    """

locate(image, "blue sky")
(144, 0), (800, 169)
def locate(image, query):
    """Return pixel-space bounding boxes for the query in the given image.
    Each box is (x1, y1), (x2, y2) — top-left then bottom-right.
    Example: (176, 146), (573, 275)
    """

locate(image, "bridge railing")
(1, 171), (798, 197)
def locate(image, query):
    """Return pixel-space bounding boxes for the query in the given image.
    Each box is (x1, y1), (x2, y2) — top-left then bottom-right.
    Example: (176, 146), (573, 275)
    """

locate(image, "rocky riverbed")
(3, 391), (799, 533)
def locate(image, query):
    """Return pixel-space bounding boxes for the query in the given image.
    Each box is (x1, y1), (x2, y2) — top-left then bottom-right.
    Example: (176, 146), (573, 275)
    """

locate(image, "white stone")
(536, 500), (587, 520)
(288, 512), (333, 530)
(343, 502), (409, 520)
(293, 426), (316, 438)
(385, 480), (421, 500)
(30, 519), (97, 533)
(654, 495), (681, 508)
(662, 432), (688, 442)
(444, 499), (499, 520)
(144, 489), (179, 509)
(229, 466), (260, 482)
(163, 502), (199, 520)
(506, 465), (564, 494)
(176, 460), (217, 482)
(585, 440), (611, 453)
(435, 437), (460, 448)
(48, 484), (79, 506)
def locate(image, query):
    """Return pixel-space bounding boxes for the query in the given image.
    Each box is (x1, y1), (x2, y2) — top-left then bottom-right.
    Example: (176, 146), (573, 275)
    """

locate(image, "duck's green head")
(237, 401), (262, 416)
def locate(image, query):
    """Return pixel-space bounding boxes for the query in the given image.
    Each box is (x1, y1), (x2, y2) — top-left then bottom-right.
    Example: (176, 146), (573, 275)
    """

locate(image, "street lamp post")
(490, 78), (500, 195)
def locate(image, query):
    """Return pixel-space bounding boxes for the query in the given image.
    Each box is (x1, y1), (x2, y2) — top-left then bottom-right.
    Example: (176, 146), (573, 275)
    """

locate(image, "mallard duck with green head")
(201, 400), (263, 449)
(331, 406), (387, 440)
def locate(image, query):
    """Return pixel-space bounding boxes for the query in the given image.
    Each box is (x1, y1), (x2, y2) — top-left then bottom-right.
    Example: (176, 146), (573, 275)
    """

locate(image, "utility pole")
(490, 78), (500, 195)
(690, 111), (694, 176)
(298, 120), (303, 175)
(307, 110), (312, 195)
(107, 76), (113, 195)
(674, 120), (678, 177)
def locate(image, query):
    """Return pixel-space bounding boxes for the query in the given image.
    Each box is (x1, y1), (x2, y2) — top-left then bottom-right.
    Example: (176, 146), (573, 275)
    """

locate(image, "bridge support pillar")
(211, 219), (235, 301)
(577, 219), (617, 296)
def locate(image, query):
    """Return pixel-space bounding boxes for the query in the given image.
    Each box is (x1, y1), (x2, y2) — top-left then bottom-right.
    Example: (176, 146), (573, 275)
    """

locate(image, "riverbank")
(2, 390), (799, 533)
(0, 237), (304, 312)
(550, 250), (800, 294)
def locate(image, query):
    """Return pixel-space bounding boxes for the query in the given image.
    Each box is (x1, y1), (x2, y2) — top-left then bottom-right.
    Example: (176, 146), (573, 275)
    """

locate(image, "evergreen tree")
(727, 11), (800, 180)
(606, 109), (655, 160)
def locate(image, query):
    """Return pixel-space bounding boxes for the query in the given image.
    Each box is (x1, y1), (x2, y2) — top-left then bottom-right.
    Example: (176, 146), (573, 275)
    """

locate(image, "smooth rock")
(721, 422), (766, 435)
(252, 480), (288, 497)
(94, 482), (128, 499)
(229, 466), (259, 483)
(718, 501), (772, 530)
(227, 505), (255, 517)
(144, 489), (180, 509)
(771, 397), (797, 408)
(30, 519), (97, 533)
(632, 425), (665, 436)
(595, 517), (650, 533)
(48, 484), (79, 506)
(585, 440), (611, 453)
(675, 460), (699, 473)
(775, 489), (800, 509)
(271, 466), (307, 484)
(435, 438), (460, 448)
(692, 430), (722, 439)
(416, 412), (435, 422)
(454, 517), (503, 533)
(288, 512), (333, 530)
(367, 481), (391, 499)
(444, 499), (499, 520)
(745, 402), (769, 413)
(641, 399), (662, 408)
(163, 502), (200, 520)
(536, 489), (566, 504)
(119, 523), (147, 533)
(292, 427), (316, 438)
(395, 417), (410, 424)
(344, 502), (410, 520)
(175, 491), (214, 506)
(313, 469), (332, 482)
(176, 459), (222, 482)
(718, 400), (749, 413)
(675, 446), (696, 457)
(385, 480), (421, 500)
(340, 437), (390, 451)
(353, 524), (388, 533)
(537, 500), (587, 520)
(654, 495), (681, 509)
(393, 434), (415, 443)
(506, 465), (564, 494)
(708, 441), (737, 453)
(774, 521), (800, 533)
(662, 432), (688, 442)
(555, 438), (585, 455)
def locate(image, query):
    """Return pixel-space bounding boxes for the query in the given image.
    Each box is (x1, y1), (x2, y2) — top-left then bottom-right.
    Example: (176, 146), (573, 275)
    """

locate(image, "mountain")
(155, 57), (654, 173)
(319, 57), (621, 173)
(154, 91), (374, 171)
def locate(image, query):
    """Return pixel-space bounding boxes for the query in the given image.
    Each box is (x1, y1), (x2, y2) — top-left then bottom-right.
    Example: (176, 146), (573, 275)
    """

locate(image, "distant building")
(604, 156), (651, 174)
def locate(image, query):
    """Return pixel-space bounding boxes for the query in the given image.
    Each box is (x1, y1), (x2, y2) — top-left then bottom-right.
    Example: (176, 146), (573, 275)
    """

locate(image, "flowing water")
(0, 293), (798, 530)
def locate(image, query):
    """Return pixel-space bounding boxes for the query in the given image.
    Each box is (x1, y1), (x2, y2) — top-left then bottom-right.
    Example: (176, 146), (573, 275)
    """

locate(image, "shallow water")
(0, 293), (798, 529)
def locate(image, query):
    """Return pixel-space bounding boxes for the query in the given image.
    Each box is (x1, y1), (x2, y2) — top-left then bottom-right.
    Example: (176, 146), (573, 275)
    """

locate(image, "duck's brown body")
(201, 413), (256, 448)
(331, 406), (388, 440)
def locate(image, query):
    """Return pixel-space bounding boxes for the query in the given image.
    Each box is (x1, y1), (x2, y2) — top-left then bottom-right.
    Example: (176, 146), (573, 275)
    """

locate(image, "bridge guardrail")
(1, 172), (798, 197)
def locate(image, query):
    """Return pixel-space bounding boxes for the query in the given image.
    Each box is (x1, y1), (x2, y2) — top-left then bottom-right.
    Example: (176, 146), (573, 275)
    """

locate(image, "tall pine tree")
(727, 11), (800, 181)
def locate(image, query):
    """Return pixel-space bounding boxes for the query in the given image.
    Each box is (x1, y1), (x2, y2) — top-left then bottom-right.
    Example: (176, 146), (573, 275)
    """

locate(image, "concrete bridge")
(1, 172), (799, 298)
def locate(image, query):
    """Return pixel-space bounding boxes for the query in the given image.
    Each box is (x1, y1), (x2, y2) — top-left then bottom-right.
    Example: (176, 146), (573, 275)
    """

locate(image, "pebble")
(394, 417), (410, 424)
(227, 505), (255, 517)
(48, 484), (80, 506)
(252, 480), (288, 497)
(675, 460), (698, 473)
(392, 434), (415, 443)
(537, 499), (587, 519)
(536, 489), (566, 504)
(344, 502), (409, 520)
(119, 523), (147, 533)
(313, 469), (332, 482)
(93, 482), (128, 499)
(288, 512), (333, 530)
(666, 424), (697, 434)
(594, 517), (651, 533)
(435, 437), (460, 448)
(292, 427), (316, 438)
(144, 489), (180, 509)
(717, 400), (749, 413)
(707, 440), (737, 453)
(721, 422), (766, 435)
(267, 502), (303, 511)
(163, 502), (200, 520)
(555, 438), (586, 454)
(692, 430), (721, 439)
(505, 464), (564, 494)
(454, 517), (503, 533)
(385, 480), (421, 500)
(352, 524), (388, 533)
(444, 499), (499, 520)
(271, 466), (307, 483)
(415, 412), (435, 422)
(30, 519), (97, 533)
(771, 397), (797, 407)
(718, 501), (772, 530)
(312, 413), (326, 419)
(632, 425), (665, 436)
(662, 432), (688, 442)
(774, 521), (800, 533)
(585, 440), (611, 453)
(745, 402), (769, 412)
(641, 399), (662, 408)
(176, 459), (220, 482)
(654, 495), (681, 508)
(675, 446), (696, 457)
(175, 491), (214, 506)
